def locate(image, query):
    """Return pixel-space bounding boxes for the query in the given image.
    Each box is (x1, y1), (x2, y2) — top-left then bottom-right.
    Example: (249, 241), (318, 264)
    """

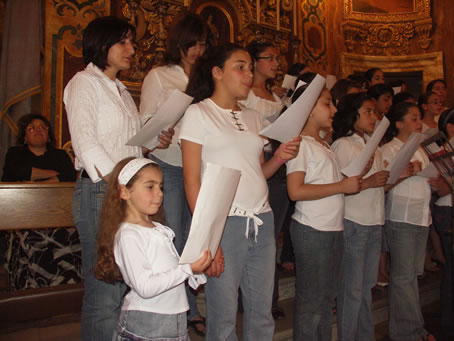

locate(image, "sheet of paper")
(342, 117), (390, 177)
(417, 162), (439, 178)
(392, 86), (402, 94)
(126, 89), (193, 149)
(326, 75), (337, 90)
(260, 74), (326, 143)
(386, 132), (426, 184)
(282, 74), (297, 90)
(179, 163), (241, 264)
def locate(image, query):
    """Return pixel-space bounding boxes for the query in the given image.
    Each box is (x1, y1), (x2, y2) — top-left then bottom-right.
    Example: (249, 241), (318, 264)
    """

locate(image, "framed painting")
(345, 0), (430, 23)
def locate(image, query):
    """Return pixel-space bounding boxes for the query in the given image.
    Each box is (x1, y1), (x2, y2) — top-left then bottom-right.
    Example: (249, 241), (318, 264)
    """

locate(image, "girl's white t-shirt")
(286, 135), (344, 231)
(114, 222), (206, 314)
(179, 98), (270, 213)
(331, 133), (385, 226)
(240, 90), (283, 128)
(382, 137), (432, 227)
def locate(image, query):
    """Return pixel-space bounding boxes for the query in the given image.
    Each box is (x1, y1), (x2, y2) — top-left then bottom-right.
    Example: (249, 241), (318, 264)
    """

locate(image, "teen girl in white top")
(139, 13), (208, 333)
(381, 102), (441, 341)
(330, 93), (389, 341)
(180, 44), (300, 341)
(286, 85), (361, 341)
(94, 157), (210, 340)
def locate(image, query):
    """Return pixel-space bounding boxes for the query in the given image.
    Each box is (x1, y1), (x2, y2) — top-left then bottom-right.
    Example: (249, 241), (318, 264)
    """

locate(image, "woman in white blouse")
(64, 16), (170, 341)
(139, 12), (208, 335)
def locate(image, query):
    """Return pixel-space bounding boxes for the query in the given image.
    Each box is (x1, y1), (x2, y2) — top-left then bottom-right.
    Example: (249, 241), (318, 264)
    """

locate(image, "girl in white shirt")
(139, 13), (208, 334)
(95, 157), (211, 341)
(286, 84), (361, 341)
(180, 44), (301, 341)
(381, 102), (442, 341)
(331, 93), (389, 341)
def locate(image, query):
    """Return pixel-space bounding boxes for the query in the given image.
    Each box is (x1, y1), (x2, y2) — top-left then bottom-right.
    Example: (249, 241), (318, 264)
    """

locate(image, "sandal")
(188, 316), (206, 337)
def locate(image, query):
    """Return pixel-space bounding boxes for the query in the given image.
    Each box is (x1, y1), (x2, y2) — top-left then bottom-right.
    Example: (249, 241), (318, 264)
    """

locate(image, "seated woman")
(2, 113), (76, 182)
(1, 113), (79, 290)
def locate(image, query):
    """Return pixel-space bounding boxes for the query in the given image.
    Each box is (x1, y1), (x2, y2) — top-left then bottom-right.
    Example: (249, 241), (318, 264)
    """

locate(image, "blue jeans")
(150, 156), (200, 321)
(337, 220), (382, 341)
(73, 178), (127, 341)
(290, 220), (343, 341)
(205, 212), (276, 341)
(385, 220), (429, 340)
(114, 310), (189, 341)
(432, 205), (454, 337)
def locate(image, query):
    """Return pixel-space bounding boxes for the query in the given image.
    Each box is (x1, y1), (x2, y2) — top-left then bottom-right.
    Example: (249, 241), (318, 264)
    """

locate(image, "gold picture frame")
(345, 0), (430, 22)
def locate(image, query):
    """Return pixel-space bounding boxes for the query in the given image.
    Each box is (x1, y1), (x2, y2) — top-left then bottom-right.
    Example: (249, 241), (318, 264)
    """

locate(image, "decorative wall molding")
(342, 0), (432, 56)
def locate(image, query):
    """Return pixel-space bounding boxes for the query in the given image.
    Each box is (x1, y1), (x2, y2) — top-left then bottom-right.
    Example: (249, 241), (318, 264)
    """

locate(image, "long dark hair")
(332, 93), (373, 141)
(438, 108), (454, 137)
(17, 113), (56, 148)
(186, 44), (246, 104)
(383, 102), (419, 143)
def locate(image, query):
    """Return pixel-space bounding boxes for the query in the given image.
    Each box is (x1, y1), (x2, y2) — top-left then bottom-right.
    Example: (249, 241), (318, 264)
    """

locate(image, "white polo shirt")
(140, 64), (189, 167)
(115, 222), (206, 314)
(179, 98), (270, 214)
(287, 135), (344, 231)
(382, 137), (432, 227)
(331, 133), (385, 226)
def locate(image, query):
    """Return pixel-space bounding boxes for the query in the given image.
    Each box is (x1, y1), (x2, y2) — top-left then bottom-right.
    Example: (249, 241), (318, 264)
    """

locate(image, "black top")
(2, 145), (77, 182)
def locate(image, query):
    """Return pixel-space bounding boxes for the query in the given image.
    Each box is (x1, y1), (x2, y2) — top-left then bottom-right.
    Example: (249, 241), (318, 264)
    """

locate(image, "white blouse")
(240, 90), (283, 128)
(382, 137), (432, 227)
(64, 63), (142, 182)
(115, 222), (206, 314)
(140, 64), (189, 167)
(287, 135), (344, 231)
(331, 133), (385, 226)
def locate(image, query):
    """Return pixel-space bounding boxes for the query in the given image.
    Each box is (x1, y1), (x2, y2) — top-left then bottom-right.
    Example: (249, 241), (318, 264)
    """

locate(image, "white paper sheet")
(392, 86), (402, 95)
(179, 163), (241, 264)
(126, 89), (193, 149)
(282, 74), (297, 90)
(342, 117), (390, 177)
(386, 132), (426, 184)
(260, 74), (326, 143)
(326, 75), (337, 90)
(417, 162), (439, 178)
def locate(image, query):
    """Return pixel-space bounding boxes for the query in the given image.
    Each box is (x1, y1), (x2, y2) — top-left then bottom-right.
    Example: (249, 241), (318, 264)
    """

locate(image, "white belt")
(229, 206), (264, 241)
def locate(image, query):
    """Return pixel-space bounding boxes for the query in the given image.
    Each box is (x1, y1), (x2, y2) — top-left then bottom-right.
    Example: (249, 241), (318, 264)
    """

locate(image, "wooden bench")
(0, 182), (83, 328)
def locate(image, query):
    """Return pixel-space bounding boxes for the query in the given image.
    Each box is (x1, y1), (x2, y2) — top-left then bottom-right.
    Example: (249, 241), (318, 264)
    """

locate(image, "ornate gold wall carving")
(340, 51), (443, 90)
(342, 0), (432, 56)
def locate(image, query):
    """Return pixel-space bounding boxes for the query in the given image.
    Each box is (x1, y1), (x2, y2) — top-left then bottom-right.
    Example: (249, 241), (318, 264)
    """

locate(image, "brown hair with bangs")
(164, 12), (207, 65)
(95, 157), (166, 283)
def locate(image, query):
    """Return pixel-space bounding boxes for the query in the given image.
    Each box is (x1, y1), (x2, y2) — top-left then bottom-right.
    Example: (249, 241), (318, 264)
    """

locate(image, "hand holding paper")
(126, 89), (193, 149)
(179, 163), (241, 265)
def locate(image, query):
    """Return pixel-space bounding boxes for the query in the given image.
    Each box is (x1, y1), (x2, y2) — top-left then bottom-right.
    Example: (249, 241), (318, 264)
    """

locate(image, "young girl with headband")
(180, 44), (301, 341)
(286, 81), (362, 341)
(95, 157), (211, 340)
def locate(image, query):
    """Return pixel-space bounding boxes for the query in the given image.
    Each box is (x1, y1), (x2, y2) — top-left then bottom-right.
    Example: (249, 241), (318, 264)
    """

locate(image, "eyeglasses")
(26, 125), (49, 133)
(256, 55), (280, 63)
(428, 101), (442, 105)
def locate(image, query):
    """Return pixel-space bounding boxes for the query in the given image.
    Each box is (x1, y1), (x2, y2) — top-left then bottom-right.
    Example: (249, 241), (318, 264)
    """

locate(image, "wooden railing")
(0, 182), (83, 329)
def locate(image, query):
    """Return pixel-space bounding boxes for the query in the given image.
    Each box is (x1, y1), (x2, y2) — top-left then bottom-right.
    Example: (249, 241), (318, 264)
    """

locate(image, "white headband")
(118, 158), (156, 185)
